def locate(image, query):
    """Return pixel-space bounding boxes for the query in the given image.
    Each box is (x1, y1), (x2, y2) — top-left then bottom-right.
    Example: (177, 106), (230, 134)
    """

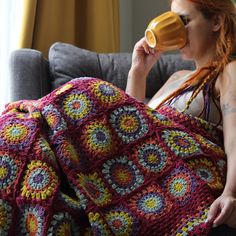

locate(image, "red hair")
(158, 0), (236, 120)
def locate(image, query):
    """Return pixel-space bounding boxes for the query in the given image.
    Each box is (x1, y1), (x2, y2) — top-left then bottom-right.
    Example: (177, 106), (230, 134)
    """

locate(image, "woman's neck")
(195, 46), (216, 69)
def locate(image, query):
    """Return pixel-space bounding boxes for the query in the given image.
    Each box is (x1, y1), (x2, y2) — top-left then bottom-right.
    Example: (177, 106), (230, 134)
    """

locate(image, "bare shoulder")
(217, 61), (236, 116)
(218, 61), (236, 92)
(148, 70), (193, 104)
(216, 61), (236, 98)
(223, 61), (236, 79)
(168, 70), (193, 83)
(225, 60), (236, 71)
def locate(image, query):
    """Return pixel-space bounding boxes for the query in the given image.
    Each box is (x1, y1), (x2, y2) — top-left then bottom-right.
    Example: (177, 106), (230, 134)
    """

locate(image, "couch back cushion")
(49, 42), (195, 98)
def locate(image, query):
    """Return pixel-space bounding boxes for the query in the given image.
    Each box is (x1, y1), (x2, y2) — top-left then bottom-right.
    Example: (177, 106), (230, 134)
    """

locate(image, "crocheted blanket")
(0, 78), (226, 236)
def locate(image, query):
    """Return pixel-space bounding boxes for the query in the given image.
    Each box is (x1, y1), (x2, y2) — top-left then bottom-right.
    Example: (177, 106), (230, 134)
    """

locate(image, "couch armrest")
(9, 49), (51, 101)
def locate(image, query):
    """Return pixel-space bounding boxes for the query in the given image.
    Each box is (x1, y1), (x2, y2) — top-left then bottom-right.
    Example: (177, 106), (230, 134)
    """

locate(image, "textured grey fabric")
(10, 49), (50, 101)
(10, 42), (195, 101)
(49, 42), (195, 98)
(49, 42), (134, 92)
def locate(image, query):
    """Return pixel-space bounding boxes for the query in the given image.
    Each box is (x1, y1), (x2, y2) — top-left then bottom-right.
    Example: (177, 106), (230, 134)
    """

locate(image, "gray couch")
(9, 42), (196, 102)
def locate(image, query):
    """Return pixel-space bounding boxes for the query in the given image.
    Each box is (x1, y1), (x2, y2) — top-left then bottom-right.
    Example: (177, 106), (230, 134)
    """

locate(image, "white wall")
(120, 0), (169, 52)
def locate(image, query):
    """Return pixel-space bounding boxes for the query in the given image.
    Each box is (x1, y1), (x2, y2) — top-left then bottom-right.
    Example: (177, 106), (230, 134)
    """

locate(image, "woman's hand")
(126, 37), (161, 101)
(130, 37), (161, 78)
(207, 194), (236, 228)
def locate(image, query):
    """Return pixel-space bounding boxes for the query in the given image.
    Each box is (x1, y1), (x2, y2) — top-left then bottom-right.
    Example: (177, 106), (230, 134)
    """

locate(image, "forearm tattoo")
(221, 103), (236, 115)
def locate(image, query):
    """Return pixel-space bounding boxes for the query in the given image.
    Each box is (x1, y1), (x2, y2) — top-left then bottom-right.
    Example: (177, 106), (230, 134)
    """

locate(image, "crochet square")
(109, 105), (149, 144)
(102, 155), (144, 196)
(0, 118), (38, 153)
(0, 151), (25, 197)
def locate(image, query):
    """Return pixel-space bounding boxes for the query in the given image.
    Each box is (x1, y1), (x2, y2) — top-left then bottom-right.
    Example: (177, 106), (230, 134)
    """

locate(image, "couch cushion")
(49, 42), (195, 98)
(49, 42), (100, 90)
(49, 42), (132, 91)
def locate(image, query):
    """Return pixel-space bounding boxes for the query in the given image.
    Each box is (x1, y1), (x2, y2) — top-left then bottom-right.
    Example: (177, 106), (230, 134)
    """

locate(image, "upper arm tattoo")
(221, 88), (236, 115)
(221, 103), (236, 115)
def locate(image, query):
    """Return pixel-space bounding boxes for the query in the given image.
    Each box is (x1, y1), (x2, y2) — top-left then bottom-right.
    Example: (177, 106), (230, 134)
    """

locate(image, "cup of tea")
(145, 11), (187, 52)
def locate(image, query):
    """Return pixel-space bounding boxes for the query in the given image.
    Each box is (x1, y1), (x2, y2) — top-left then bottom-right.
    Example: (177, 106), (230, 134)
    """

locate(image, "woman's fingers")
(207, 198), (221, 221)
(130, 37), (161, 76)
(207, 196), (236, 228)
(135, 37), (157, 55)
(143, 43), (157, 55)
(213, 204), (232, 227)
(226, 207), (236, 228)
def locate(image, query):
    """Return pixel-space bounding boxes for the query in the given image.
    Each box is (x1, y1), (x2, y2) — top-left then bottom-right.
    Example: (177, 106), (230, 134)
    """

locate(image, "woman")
(126, 0), (236, 232)
(1, 0), (236, 235)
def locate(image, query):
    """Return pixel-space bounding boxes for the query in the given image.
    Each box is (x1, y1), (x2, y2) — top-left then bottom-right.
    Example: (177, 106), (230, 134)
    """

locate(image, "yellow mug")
(145, 11), (187, 51)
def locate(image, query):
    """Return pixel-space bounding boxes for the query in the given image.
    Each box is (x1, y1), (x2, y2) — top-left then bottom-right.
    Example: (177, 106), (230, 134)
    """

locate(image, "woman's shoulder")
(220, 61), (236, 81)
(172, 69), (194, 77)
(224, 60), (236, 73)
(217, 60), (236, 93)
(168, 70), (194, 82)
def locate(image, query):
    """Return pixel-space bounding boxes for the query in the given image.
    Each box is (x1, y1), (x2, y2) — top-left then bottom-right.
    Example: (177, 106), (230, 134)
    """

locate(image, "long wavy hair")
(158, 0), (236, 121)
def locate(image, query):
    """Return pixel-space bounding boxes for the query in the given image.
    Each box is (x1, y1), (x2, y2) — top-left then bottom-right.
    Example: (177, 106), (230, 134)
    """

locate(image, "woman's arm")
(126, 37), (161, 102)
(207, 61), (236, 228)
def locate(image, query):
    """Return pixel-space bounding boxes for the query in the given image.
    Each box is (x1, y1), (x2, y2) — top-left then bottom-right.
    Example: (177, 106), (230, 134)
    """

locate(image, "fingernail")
(213, 223), (218, 228)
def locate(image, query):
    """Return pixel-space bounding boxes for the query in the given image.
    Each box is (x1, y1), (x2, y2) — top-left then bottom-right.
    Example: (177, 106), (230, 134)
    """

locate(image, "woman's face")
(171, 0), (219, 63)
